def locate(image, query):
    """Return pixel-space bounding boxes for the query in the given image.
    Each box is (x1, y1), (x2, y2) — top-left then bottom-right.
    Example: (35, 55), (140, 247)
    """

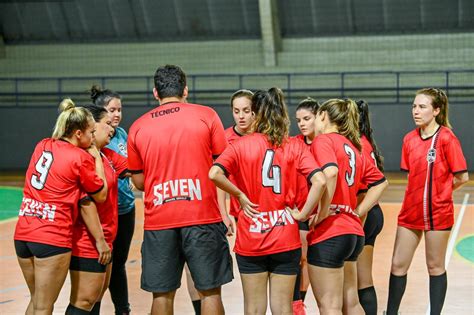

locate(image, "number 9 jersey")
(308, 133), (386, 246)
(214, 133), (321, 256)
(14, 139), (105, 248)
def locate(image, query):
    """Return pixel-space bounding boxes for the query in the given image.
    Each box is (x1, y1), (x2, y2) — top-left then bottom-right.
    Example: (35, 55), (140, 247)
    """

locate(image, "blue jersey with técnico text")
(106, 126), (135, 215)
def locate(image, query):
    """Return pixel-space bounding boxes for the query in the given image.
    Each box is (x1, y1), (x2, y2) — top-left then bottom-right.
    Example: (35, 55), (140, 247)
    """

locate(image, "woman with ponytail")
(14, 99), (108, 315)
(209, 88), (327, 315)
(355, 100), (385, 315)
(90, 85), (136, 315)
(385, 88), (468, 315)
(306, 98), (388, 315)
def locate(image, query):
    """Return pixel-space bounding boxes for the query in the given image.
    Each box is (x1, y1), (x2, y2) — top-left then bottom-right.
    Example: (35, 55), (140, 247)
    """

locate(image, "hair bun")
(90, 85), (103, 102)
(58, 98), (75, 113)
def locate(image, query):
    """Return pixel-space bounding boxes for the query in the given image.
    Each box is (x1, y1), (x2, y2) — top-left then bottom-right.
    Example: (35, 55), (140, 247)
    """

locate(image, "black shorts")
(69, 256), (109, 273)
(364, 204), (384, 246)
(14, 240), (71, 259)
(236, 248), (301, 275)
(298, 220), (310, 231)
(141, 222), (233, 293)
(307, 234), (364, 268)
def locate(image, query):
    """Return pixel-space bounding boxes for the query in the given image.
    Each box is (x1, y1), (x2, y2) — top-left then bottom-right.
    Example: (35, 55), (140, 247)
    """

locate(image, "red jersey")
(72, 148), (128, 258)
(359, 135), (380, 192)
(14, 139), (104, 248)
(128, 102), (227, 230)
(224, 125), (244, 217)
(308, 133), (385, 245)
(399, 126), (467, 230)
(215, 133), (321, 256)
(294, 134), (313, 210)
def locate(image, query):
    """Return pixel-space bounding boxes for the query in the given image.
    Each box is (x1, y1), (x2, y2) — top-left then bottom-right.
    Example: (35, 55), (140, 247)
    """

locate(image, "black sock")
(430, 272), (447, 315)
(192, 299), (201, 315)
(300, 290), (307, 302)
(90, 301), (101, 315)
(65, 304), (90, 315)
(293, 267), (302, 301)
(359, 286), (377, 315)
(386, 273), (407, 315)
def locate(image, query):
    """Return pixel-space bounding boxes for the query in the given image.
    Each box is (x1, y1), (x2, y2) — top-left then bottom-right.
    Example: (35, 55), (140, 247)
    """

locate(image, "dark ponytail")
(90, 85), (122, 107)
(356, 100), (384, 172)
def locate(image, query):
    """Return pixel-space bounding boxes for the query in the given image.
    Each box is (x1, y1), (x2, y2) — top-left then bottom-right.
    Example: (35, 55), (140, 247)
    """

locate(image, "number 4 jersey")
(214, 133), (321, 256)
(308, 133), (385, 246)
(14, 138), (104, 248)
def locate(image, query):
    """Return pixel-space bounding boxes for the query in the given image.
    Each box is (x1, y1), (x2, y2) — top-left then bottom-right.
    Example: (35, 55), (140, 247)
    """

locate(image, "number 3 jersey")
(14, 139), (104, 248)
(399, 126), (467, 230)
(215, 133), (321, 256)
(308, 133), (385, 246)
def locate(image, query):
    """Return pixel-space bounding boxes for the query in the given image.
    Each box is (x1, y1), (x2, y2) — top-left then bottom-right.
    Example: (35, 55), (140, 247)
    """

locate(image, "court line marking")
(425, 193), (470, 315)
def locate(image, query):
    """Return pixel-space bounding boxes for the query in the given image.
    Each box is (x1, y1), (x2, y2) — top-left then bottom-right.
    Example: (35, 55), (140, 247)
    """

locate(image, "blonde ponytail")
(52, 99), (93, 139)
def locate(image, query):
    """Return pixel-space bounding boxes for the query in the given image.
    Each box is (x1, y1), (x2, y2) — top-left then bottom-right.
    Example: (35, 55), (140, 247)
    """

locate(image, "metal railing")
(1, 69), (473, 107)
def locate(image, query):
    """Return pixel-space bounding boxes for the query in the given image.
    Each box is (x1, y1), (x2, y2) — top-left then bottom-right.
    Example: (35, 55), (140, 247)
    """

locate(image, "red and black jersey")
(359, 135), (380, 193)
(215, 133), (321, 256)
(14, 139), (104, 248)
(224, 125), (244, 218)
(399, 126), (467, 230)
(293, 134), (313, 211)
(308, 133), (385, 245)
(128, 102), (227, 230)
(72, 148), (128, 258)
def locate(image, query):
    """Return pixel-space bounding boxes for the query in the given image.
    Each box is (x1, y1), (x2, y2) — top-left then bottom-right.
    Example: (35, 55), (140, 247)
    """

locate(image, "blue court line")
(0, 284), (27, 294)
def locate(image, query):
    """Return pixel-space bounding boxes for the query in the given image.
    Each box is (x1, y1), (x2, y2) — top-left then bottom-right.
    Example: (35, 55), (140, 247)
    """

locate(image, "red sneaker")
(292, 299), (306, 315)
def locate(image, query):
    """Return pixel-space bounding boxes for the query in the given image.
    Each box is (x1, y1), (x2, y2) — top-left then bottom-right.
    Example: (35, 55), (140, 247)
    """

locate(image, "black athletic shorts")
(236, 248), (301, 275)
(69, 256), (110, 273)
(307, 234), (364, 268)
(14, 240), (71, 259)
(141, 222), (233, 293)
(298, 220), (310, 231)
(364, 204), (384, 246)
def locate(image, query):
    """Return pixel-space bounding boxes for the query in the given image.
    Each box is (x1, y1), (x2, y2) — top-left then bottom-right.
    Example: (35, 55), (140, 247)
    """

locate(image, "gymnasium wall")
(0, 102), (472, 172)
(0, 33), (473, 77)
(0, 33), (473, 171)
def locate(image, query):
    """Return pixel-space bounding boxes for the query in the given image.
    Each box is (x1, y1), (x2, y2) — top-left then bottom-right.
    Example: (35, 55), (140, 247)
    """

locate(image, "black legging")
(109, 208), (135, 314)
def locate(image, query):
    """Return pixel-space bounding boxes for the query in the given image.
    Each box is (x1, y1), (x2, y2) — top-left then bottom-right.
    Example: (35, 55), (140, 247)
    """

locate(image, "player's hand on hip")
(238, 194), (259, 218)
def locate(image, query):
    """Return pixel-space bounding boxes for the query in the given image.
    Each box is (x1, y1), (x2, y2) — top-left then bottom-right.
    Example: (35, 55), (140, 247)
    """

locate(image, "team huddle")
(13, 65), (468, 315)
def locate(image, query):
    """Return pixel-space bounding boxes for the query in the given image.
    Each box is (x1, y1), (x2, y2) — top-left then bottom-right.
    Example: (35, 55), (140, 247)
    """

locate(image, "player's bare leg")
(309, 264), (344, 315)
(241, 272), (269, 315)
(342, 261), (364, 315)
(17, 256), (35, 315)
(33, 252), (71, 315)
(269, 273), (297, 315)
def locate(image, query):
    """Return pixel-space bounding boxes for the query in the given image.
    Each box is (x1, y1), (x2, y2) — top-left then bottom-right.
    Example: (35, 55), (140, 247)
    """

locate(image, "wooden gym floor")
(0, 174), (472, 314)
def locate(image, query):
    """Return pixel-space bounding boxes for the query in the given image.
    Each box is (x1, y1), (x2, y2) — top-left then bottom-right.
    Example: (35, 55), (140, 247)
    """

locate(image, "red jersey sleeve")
(104, 148), (128, 178)
(445, 134), (467, 174)
(361, 154), (385, 188)
(79, 154), (104, 195)
(210, 111), (227, 157)
(400, 135), (410, 172)
(311, 135), (338, 169)
(214, 144), (238, 176)
(127, 127), (143, 173)
(297, 143), (321, 182)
